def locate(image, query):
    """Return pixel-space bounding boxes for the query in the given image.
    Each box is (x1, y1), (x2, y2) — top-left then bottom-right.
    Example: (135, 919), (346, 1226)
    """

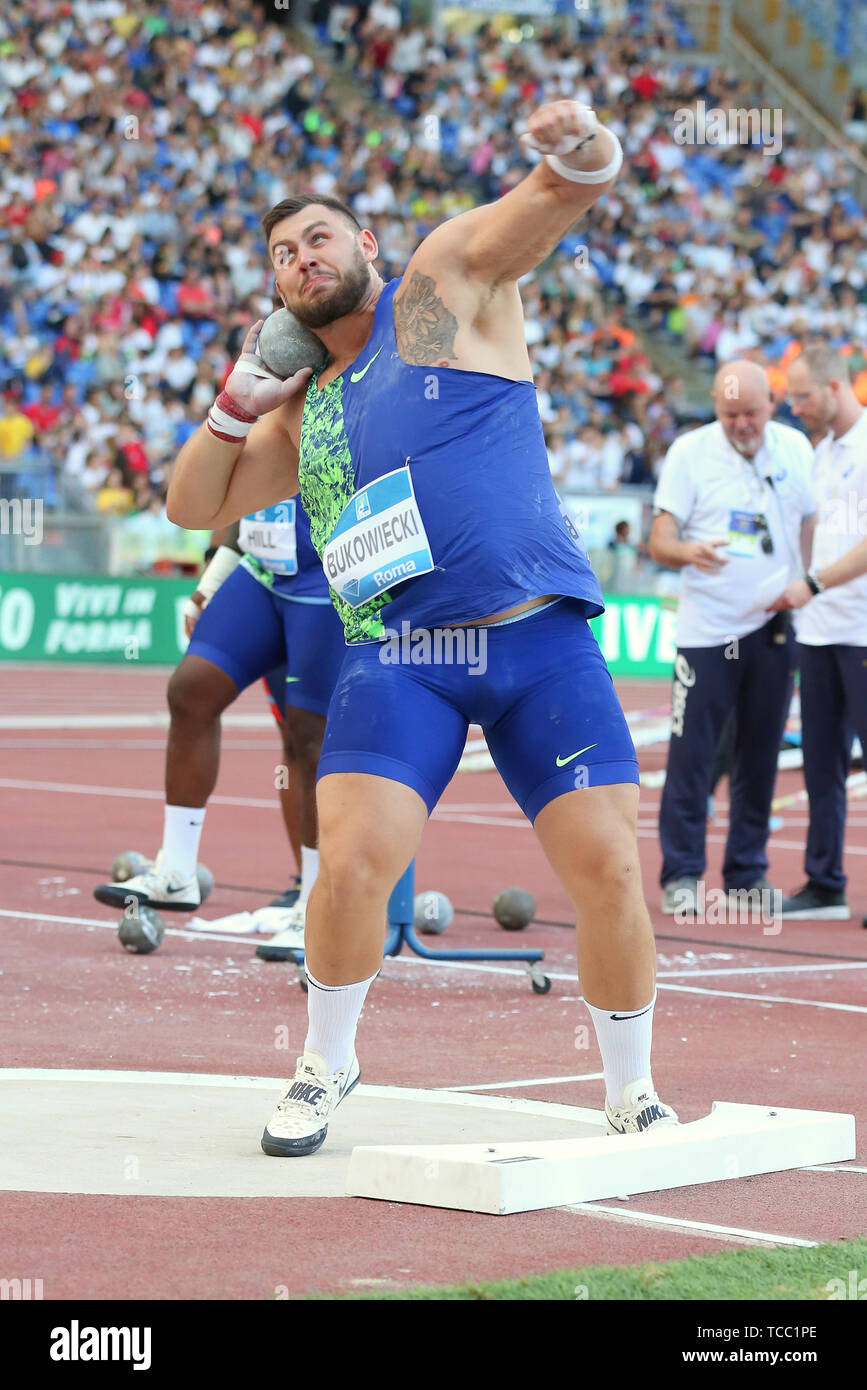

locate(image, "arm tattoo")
(394, 271), (459, 365)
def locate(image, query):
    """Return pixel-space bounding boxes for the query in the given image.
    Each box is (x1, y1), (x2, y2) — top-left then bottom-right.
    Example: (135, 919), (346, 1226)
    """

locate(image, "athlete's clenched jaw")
(268, 208), (379, 331)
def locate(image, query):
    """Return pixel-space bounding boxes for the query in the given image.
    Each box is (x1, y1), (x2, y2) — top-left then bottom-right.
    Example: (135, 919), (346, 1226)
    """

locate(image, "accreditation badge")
(725, 509), (763, 559)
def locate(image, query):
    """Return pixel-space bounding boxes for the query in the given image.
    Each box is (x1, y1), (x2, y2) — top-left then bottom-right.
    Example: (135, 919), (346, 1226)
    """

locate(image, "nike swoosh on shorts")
(555, 743), (598, 767)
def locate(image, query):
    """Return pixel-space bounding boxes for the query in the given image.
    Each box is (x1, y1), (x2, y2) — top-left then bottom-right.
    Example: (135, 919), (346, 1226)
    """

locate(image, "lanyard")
(733, 449), (770, 512)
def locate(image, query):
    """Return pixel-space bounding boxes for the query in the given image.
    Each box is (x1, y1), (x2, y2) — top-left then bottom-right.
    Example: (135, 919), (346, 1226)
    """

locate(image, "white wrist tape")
(545, 131), (624, 185)
(234, 351), (281, 382)
(207, 400), (256, 439)
(196, 546), (242, 605)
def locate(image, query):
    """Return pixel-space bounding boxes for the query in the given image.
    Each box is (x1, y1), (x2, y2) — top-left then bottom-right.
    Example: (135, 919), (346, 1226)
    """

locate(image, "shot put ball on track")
(413, 891), (454, 935)
(110, 850), (150, 882)
(196, 863), (214, 901)
(493, 887), (536, 930)
(257, 308), (329, 379)
(118, 903), (165, 955)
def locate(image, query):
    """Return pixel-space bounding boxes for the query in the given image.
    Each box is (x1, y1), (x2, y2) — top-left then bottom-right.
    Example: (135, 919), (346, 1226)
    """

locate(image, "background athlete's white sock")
(584, 992), (657, 1107)
(299, 844), (319, 903)
(304, 966), (378, 1074)
(161, 805), (205, 880)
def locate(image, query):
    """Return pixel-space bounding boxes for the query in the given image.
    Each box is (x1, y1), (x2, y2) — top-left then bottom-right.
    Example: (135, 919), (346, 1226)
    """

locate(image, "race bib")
(239, 502), (298, 575)
(725, 510), (762, 559)
(321, 467), (434, 609)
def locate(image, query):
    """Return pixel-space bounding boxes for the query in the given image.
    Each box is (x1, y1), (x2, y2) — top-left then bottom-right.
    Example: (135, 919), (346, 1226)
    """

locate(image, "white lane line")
(4, 908), (865, 1013)
(432, 813), (527, 828)
(0, 714), (274, 730)
(0, 907), (268, 948)
(8, 777), (867, 847)
(803, 1164), (867, 1173)
(658, 981), (867, 1013)
(0, 1068), (600, 1125)
(0, 778), (527, 828)
(437, 1073), (604, 1092)
(0, 739), (278, 752)
(667, 817), (867, 830)
(565, 1203), (817, 1248)
(658, 961), (867, 979)
(387, 957), (867, 1013)
(634, 826), (867, 857)
(0, 778), (276, 809)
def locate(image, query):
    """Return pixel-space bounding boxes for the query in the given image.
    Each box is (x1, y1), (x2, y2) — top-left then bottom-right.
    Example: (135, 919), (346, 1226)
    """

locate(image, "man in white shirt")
(768, 344), (867, 920)
(650, 360), (815, 913)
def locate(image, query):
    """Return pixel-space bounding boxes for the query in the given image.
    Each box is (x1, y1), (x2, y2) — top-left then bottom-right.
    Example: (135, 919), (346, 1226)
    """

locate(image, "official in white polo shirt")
(768, 343), (867, 920)
(650, 360), (815, 913)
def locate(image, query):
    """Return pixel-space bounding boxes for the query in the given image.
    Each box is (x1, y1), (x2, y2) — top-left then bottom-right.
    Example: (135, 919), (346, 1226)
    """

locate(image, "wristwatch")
(804, 572), (825, 596)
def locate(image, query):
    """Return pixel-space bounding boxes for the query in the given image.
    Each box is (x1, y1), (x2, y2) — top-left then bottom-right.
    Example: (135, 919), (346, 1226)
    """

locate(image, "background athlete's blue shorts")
(188, 562), (346, 717)
(318, 598), (639, 822)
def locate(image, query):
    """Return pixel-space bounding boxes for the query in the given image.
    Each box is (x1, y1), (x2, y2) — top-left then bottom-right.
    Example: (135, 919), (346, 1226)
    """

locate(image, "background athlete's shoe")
(255, 901), (307, 960)
(661, 876), (699, 915)
(261, 1048), (361, 1156)
(779, 882), (850, 920)
(93, 850), (200, 912)
(269, 875), (302, 909)
(605, 1078), (680, 1135)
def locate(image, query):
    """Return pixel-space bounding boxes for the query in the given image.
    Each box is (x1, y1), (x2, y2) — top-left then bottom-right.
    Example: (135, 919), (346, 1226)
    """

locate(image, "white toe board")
(346, 1101), (856, 1215)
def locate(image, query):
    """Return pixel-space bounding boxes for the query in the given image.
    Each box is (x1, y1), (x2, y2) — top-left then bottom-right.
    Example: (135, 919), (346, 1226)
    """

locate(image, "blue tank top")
(298, 278), (604, 642)
(239, 492), (330, 601)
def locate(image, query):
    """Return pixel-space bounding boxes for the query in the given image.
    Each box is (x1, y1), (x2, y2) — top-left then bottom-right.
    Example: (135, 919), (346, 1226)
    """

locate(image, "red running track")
(0, 665), (865, 1298)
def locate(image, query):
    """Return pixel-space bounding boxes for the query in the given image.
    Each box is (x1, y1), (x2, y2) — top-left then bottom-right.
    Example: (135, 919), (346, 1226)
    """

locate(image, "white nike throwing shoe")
(255, 900), (307, 960)
(605, 1077), (680, 1135)
(261, 1048), (361, 1156)
(93, 850), (200, 912)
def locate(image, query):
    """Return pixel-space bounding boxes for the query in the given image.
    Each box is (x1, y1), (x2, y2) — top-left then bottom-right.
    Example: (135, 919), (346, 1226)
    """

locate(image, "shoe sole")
(261, 1070), (361, 1157)
(255, 941), (304, 961)
(605, 1117), (680, 1136)
(779, 906), (851, 920)
(93, 884), (199, 912)
(268, 891), (301, 909)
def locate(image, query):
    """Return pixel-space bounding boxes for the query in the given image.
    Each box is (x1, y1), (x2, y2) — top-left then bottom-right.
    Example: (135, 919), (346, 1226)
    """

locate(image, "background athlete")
(95, 493), (345, 954)
(168, 99), (679, 1155)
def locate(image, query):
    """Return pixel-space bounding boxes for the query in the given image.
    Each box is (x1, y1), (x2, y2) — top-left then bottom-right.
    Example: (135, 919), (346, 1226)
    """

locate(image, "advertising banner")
(0, 573), (677, 677)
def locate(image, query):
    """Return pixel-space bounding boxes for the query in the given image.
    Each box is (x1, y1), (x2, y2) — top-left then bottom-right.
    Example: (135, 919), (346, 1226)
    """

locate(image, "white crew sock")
(299, 844), (319, 903)
(584, 992), (657, 1108)
(304, 966), (379, 1074)
(161, 804), (205, 880)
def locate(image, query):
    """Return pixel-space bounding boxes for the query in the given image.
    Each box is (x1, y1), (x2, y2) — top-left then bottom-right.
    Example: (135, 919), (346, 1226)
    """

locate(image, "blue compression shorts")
(187, 561), (346, 717)
(317, 598), (639, 821)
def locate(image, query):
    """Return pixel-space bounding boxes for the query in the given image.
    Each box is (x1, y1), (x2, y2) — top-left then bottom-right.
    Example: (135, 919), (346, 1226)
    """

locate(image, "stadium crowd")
(1, 0), (865, 564)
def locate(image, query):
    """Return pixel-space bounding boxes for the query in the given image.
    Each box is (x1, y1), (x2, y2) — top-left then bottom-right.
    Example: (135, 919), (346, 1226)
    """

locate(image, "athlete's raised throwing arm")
(422, 101), (621, 293)
(168, 102), (621, 530)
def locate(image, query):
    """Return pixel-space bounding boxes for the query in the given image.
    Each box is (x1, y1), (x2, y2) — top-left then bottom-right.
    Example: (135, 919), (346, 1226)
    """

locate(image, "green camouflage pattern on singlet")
(297, 371), (390, 643)
(240, 553), (275, 590)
